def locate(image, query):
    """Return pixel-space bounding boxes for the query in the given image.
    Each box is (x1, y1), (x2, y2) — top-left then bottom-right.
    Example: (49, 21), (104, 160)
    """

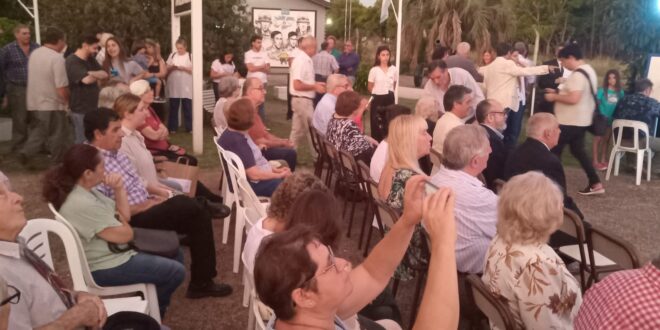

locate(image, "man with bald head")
(289, 36), (326, 156)
(312, 73), (351, 135)
(476, 99), (508, 190)
(504, 113), (583, 219)
(444, 41), (483, 82)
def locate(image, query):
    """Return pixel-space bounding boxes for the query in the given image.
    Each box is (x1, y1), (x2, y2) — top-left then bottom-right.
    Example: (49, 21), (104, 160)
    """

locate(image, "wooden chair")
(337, 149), (365, 238)
(356, 160), (380, 254)
(308, 126), (326, 178)
(587, 225), (641, 283)
(466, 274), (519, 330)
(556, 208), (590, 292)
(321, 138), (340, 189)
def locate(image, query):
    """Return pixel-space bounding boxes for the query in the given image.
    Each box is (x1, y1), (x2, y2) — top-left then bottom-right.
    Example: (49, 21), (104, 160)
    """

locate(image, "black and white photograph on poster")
(252, 8), (316, 67)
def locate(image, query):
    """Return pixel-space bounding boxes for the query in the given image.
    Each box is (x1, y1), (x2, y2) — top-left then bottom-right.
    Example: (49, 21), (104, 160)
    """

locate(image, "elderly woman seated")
(218, 98), (292, 197)
(482, 172), (583, 329)
(326, 90), (378, 165)
(213, 76), (241, 130)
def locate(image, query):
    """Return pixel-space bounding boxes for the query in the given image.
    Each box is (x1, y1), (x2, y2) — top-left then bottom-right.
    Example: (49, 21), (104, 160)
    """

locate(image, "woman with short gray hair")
(213, 76), (241, 129)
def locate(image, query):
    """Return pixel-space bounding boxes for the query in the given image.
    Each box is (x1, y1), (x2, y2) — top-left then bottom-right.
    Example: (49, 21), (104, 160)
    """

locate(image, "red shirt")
(575, 263), (660, 329)
(248, 108), (269, 142)
(138, 107), (169, 151)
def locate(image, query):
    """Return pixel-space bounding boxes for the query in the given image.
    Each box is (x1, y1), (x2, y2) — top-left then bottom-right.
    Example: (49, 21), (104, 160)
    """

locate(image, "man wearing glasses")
(254, 176), (460, 329)
(475, 99), (509, 190)
(312, 74), (351, 136)
(0, 178), (106, 329)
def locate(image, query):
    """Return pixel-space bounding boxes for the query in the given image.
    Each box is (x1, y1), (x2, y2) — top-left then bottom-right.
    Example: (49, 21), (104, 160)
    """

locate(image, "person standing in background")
(368, 45), (398, 141)
(21, 27), (71, 165)
(593, 69), (624, 170)
(210, 50), (236, 101)
(0, 24), (39, 152)
(166, 37), (193, 133)
(338, 40), (360, 86)
(245, 35), (270, 121)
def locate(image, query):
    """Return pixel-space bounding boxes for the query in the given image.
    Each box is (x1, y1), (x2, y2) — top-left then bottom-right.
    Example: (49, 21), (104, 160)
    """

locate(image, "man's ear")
(291, 288), (318, 310)
(93, 129), (103, 142)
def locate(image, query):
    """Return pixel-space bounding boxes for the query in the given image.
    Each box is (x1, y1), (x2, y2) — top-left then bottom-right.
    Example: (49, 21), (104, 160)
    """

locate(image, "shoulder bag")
(575, 68), (607, 136)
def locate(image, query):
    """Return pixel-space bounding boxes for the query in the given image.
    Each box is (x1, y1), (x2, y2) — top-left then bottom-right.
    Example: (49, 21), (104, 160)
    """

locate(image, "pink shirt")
(138, 107), (169, 152)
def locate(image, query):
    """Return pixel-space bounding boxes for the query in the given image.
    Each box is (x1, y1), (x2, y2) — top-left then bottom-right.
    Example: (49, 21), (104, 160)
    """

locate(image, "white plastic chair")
(242, 253), (271, 330)
(46, 204), (161, 323)
(20, 218), (158, 323)
(214, 137), (237, 245)
(606, 119), (653, 185)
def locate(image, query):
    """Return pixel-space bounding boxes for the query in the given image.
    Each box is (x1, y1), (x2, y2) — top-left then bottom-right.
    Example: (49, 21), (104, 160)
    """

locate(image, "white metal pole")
(171, 2), (181, 52)
(348, 0), (353, 41)
(191, 0), (203, 154)
(344, 0), (348, 41)
(530, 28), (540, 116)
(394, 0), (402, 103)
(33, 0), (40, 44)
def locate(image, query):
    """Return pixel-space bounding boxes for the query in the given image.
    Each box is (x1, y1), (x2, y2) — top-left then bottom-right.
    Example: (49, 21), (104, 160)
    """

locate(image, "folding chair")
(308, 125), (326, 178)
(587, 225), (641, 283)
(23, 215), (160, 323)
(337, 149), (365, 238)
(466, 274), (519, 330)
(606, 119), (653, 185)
(555, 208), (590, 292)
(321, 138), (340, 189)
(357, 160), (386, 256)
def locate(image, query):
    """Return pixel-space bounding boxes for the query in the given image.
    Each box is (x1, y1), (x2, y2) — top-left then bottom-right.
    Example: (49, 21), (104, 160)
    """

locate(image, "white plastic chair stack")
(46, 204), (161, 323)
(20, 217), (160, 323)
(606, 119), (653, 185)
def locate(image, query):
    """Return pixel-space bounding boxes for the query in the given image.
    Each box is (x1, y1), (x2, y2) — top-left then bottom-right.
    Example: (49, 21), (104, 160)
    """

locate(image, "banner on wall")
(252, 8), (316, 67)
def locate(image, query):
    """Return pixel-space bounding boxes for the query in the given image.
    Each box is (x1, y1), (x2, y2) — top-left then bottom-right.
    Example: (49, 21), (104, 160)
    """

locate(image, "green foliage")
(353, 62), (372, 94)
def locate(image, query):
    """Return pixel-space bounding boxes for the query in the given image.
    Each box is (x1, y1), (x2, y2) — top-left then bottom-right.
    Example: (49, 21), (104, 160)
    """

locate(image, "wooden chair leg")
(358, 201), (371, 249)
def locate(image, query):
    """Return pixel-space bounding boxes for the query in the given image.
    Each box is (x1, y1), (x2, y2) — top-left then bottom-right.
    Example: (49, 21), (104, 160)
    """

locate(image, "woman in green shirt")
(43, 144), (185, 317)
(593, 69), (624, 171)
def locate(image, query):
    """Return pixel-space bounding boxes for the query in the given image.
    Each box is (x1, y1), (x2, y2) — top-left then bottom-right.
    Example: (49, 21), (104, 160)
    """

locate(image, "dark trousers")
(370, 92), (395, 141)
(503, 103), (525, 148)
(7, 83), (28, 150)
(168, 98), (192, 132)
(552, 125), (601, 186)
(130, 195), (217, 284)
(212, 82), (220, 101)
(21, 111), (72, 161)
(262, 147), (297, 171)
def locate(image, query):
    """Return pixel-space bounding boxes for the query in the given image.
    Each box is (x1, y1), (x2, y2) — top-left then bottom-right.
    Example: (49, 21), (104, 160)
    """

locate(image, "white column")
(394, 0), (402, 103)
(191, 0), (203, 154)
(33, 0), (40, 44)
(171, 1), (181, 51)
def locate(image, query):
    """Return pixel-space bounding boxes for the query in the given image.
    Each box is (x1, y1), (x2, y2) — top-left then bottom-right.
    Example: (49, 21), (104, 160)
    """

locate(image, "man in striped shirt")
(430, 124), (497, 274)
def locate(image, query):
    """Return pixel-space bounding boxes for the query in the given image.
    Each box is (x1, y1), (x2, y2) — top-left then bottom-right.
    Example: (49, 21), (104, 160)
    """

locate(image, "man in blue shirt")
(338, 41), (360, 85)
(0, 24), (39, 152)
(612, 78), (660, 151)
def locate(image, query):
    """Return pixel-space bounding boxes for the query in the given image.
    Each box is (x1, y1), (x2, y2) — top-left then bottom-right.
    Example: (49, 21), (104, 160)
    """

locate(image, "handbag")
(159, 157), (199, 196)
(575, 68), (608, 136)
(109, 227), (180, 259)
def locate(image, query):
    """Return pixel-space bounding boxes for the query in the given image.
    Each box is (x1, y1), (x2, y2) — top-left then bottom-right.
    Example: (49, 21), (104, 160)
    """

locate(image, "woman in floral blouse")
(326, 91), (378, 165)
(482, 172), (582, 329)
(378, 114), (432, 280)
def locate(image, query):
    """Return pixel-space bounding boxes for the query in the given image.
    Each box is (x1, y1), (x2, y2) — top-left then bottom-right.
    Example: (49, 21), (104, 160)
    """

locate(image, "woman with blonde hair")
(482, 171), (582, 329)
(377, 114), (431, 281)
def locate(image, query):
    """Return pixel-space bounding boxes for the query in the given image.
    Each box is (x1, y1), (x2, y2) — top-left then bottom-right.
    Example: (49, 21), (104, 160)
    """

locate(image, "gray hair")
(218, 76), (240, 98)
(414, 96), (439, 121)
(526, 113), (557, 140)
(456, 42), (470, 56)
(98, 84), (129, 108)
(442, 124), (489, 170)
(326, 74), (347, 93)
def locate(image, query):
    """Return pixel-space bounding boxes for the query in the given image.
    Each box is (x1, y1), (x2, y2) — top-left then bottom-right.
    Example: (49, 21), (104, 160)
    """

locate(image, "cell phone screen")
(424, 180), (439, 196)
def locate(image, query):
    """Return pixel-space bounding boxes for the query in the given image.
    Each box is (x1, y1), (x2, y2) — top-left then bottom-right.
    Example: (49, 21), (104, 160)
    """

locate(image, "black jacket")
(481, 124), (507, 191)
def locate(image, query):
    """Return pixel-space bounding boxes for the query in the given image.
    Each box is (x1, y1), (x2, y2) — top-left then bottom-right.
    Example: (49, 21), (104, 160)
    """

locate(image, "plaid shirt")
(0, 41), (39, 85)
(312, 50), (339, 77)
(96, 148), (150, 205)
(575, 263), (660, 329)
(613, 92), (660, 135)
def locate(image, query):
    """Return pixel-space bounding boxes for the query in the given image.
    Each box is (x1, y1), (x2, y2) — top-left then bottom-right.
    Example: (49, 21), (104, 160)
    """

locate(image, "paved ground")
(1, 91), (659, 329)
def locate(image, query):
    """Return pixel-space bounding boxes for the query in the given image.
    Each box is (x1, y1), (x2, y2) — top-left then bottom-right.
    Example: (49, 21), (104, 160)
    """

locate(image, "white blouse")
(368, 65), (398, 95)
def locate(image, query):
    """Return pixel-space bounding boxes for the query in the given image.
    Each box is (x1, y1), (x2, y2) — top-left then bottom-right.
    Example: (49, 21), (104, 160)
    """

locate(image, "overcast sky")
(359, 0), (376, 7)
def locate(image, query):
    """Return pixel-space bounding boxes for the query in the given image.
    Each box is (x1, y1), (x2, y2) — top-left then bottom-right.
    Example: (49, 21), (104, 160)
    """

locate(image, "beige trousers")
(289, 97), (316, 157)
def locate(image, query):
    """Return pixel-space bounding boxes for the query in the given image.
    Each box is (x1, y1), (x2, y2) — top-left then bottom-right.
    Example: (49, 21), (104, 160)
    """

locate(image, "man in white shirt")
(312, 74), (350, 135)
(289, 36), (326, 157)
(430, 124), (497, 274)
(432, 85), (473, 159)
(544, 43), (604, 195)
(423, 60), (483, 117)
(20, 27), (70, 165)
(245, 35), (270, 120)
(481, 43), (554, 148)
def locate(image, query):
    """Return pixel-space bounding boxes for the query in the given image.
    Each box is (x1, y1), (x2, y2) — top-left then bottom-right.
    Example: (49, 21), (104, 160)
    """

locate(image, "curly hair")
(267, 171), (328, 221)
(497, 172), (563, 245)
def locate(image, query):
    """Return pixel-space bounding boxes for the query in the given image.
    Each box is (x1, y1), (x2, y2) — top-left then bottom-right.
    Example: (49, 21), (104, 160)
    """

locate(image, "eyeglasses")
(300, 245), (346, 288)
(1, 285), (20, 306)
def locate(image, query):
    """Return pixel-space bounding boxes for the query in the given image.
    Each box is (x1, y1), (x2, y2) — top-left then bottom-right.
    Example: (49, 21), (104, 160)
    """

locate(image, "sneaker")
(594, 163), (608, 171)
(578, 185), (605, 196)
(186, 281), (233, 299)
(205, 200), (231, 219)
(153, 97), (166, 103)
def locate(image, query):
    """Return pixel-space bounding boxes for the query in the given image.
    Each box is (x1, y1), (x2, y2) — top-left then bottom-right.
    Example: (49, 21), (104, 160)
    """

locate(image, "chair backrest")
(242, 252), (272, 330)
(308, 125), (322, 156)
(466, 274), (519, 330)
(47, 204), (102, 290)
(357, 160), (380, 201)
(493, 178), (506, 194)
(558, 208), (586, 241)
(430, 149), (443, 168)
(236, 179), (268, 231)
(373, 198), (399, 229)
(214, 138), (244, 198)
(203, 89), (216, 113)
(611, 119), (650, 151)
(589, 226), (641, 271)
(213, 125), (226, 137)
(19, 217), (89, 292)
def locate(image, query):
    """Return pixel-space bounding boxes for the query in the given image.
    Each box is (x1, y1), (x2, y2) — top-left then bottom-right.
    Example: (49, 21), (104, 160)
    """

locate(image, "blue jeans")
(250, 178), (283, 197)
(503, 102), (525, 148)
(168, 98), (192, 132)
(70, 112), (86, 144)
(262, 147), (297, 171)
(91, 252), (186, 316)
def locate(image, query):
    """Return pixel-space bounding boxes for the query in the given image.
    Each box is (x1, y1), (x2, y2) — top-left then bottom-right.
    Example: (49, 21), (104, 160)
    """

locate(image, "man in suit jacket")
(476, 99), (508, 191)
(535, 46), (570, 114)
(503, 113), (583, 219)
(481, 43), (554, 148)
